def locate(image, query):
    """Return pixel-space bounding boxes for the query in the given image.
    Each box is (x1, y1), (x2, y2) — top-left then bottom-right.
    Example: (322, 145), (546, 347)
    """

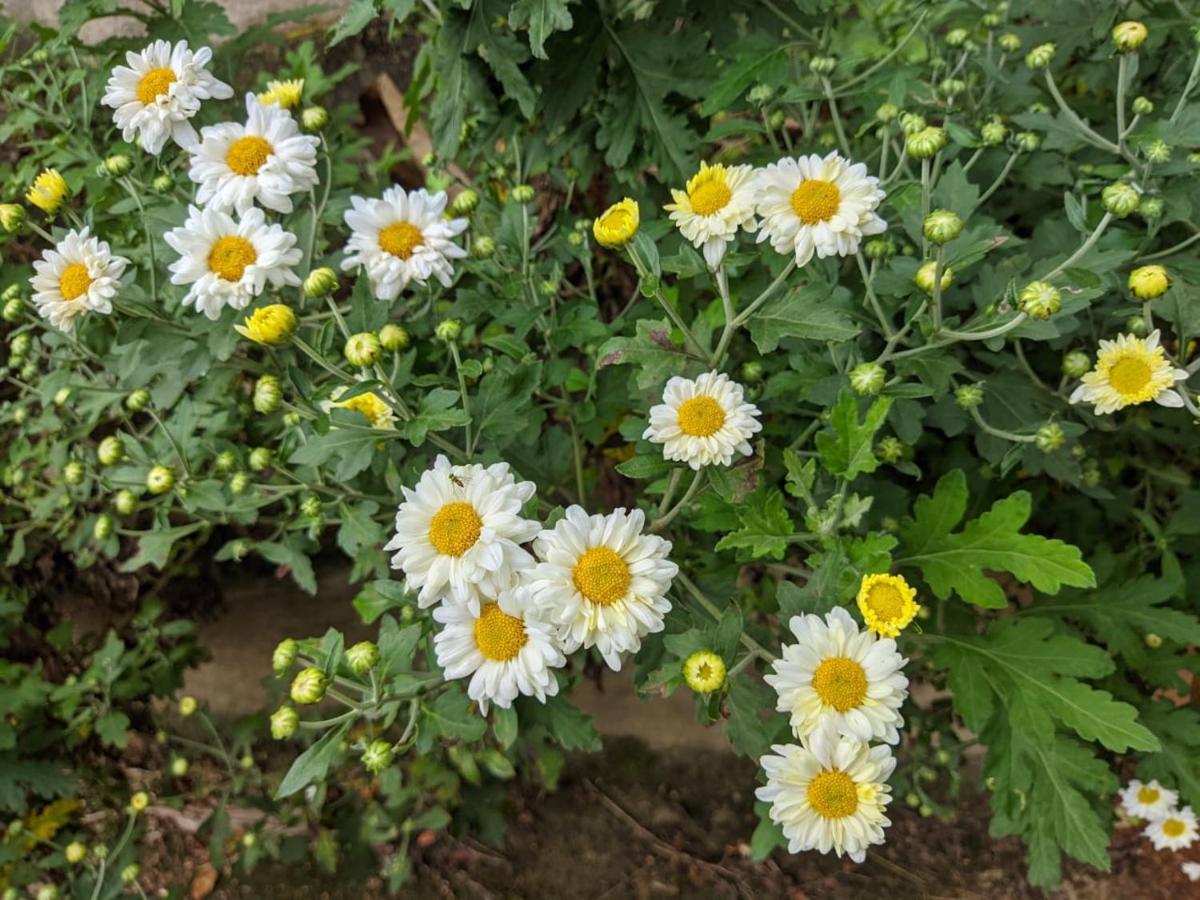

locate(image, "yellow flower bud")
(1128, 265), (1169, 300)
(592, 198), (639, 249)
(235, 304), (298, 345)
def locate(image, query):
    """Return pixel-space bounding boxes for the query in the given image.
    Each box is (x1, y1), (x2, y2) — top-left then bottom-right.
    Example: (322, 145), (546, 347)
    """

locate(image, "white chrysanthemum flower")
(643, 371), (762, 470)
(1183, 861), (1200, 882)
(1068, 330), (1188, 415)
(433, 581), (566, 713)
(1145, 806), (1198, 851)
(383, 455), (540, 611)
(1120, 778), (1178, 820)
(164, 205), (302, 320)
(30, 228), (128, 332)
(186, 93), (319, 214)
(756, 151), (887, 266)
(765, 606), (908, 745)
(665, 162), (758, 268)
(101, 39), (232, 155)
(341, 186), (467, 300)
(528, 506), (678, 671)
(755, 721), (896, 863)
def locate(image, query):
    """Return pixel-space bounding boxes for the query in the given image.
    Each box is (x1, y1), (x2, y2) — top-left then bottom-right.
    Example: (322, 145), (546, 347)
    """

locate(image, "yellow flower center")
(812, 656), (868, 712)
(677, 396), (726, 437)
(689, 175), (732, 216)
(1137, 786), (1160, 805)
(572, 546), (631, 606)
(1163, 819), (1186, 838)
(378, 221), (424, 260)
(1108, 356), (1152, 396)
(473, 602), (527, 662)
(427, 502), (482, 557)
(340, 392), (390, 428)
(136, 67), (177, 105)
(208, 236), (257, 282)
(790, 179), (841, 224)
(865, 582), (906, 622)
(58, 263), (92, 301)
(807, 770), (859, 819)
(225, 135), (273, 176)
(599, 208), (635, 238)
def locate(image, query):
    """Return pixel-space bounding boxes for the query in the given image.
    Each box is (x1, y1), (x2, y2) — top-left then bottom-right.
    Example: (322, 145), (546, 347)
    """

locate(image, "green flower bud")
(170, 757), (189, 778)
(472, 235), (496, 259)
(146, 465), (174, 495)
(36, 887), (57, 900)
(1125, 315), (1150, 337)
(682, 650), (727, 694)
(906, 126), (948, 159)
(1102, 182), (1140, 218)
(511, 184), (535, 203)
(303, 266), (338, 299)
(923, 209), (963, 244)
(130, 791), (150, 812)
(1132, 96), (1154, 115)
(740, 360), (764, 382)
(283, 411), (301, 427)
(11, 406), (27, 426)
(945, 28), (969, 48)
(1143, 140), (1171, 164)
(253, 374), (282, 414)
(378, 323), (410, 352)
(1144, 632), (1163, 648)
(97, 435), (124, 466)
(939, 78), (966, 97)
(1062, 351), (1091, 378)
(746, 83), (774, 105)
(362, 739), (395, 774)
(980, 120), (1008, 146)
(875, 103), (899, 124)
(864, 237), (896, 259)
(981, 13), (1001, 28)
(65, 841), (87, 864)
(876, 436), (904, 463)
(92, 514), (113, 541)
(450, 188), (480, 216)
(1082, 461), (1101, 487)
(301, 105), (328, 130)
(63, 460), (85, 486)
(955, 383), (985, 409)
(436, 318), (462, 342)
(567, 231), (584, 247)
(0, 203), (25, 233)
(300, 494), (322, 518)
(242, 832), (257, 848)
(152, 173), (174, 193)
(1129, 265), (1169, 300)
(93, 844), (108, 859)
(229, 471), (251, 495)
(1025, 43), (1056, 69)
(1139, 197), (1164, 219)
(809, 55), (837, 75)
(120, 863), (140, 883)
(1035, 422), (1065, 452)
(919, 804), (933, 817)
(125, 388), (151, 412)
(849, 362), (887, 396)
(998, 33), (1021, 52)
(346, 640), (380, 675)
(900, 112), (926, 135)
(1015, 131), (1041, 152)
(103, 154), (132, 176)
(179, 696), (197, 716)
(273, 638), (298, 672)
(240, 754), (254, 769)
(1189, 151), (1200, 165)
(914, 260), (953, 294)
(1018, 281), (1061, 319)
(114, 489), (137, 516)
(248, 447), (273, 471)
(229, 538), (253, 560)
(290, 667), (328, 705)
(214, 449), (237, 473)
(54, 387), (71, 406)
(768, 109), (786, 130)
(1112, 21), (1148, 52)
(10, 333), (31, 360)
(344, 332), (382, 368)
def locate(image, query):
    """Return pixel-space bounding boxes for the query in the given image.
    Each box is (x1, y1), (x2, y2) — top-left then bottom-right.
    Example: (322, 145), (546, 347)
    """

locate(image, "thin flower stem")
(120, 177), (158, 303)
(626, 245), (707, 360)
(1141, 229), (1200, 261)
(937, 312), (1028, 342)
(830, 11), (928, 94)
(1040, 212), (1113, 282)
(732, 259), (797, 327)
(448, 341), (473, 456)
(856, 251), (893, 338)
(976, 152), (1018, 205)
(148, 408), (192, 478)
(1171, 45), (1200, 123)
(650, 469), (704, 532)
(966, 404), (1038, 443)
(821, 77), (852, 157)
(1116, 55), (1128, 147)
(710, 265), (737, 367)
(656, 468), (683, 517)
(919, 158), (931, 256)
(676, 571), (775, 661)
(930, 246), (946, 331)
(1043, 70), (1121, 155)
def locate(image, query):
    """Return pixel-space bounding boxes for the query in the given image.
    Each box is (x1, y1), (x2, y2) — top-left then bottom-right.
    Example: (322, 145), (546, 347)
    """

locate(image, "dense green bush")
(4, 0), (1200, 893)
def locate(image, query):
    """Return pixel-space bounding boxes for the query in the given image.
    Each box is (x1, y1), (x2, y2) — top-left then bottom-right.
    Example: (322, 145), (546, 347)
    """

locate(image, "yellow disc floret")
(428, 502), (483, 557)
(378, 221), (424, 259)
(790, 179), (841, 224)
(137, 67), (177, 104)
(686, 164), (733, 216)
(473, 602), (528, 661)
(856, 573), (920, 638)
(677, 395), (726, 437)
(226, 136), (273, 176)
(572, 546), (631, 606)
(1137, 785), (1161, 805)
(58, 263), (92, 302)
(207, 235), (257, 281)
(807, 769), (859, 819)
(811, 656), (868, 712)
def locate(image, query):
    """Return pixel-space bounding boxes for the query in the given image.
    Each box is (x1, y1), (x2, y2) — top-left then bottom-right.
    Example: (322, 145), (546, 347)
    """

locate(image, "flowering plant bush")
(5, 0), (1200, 892)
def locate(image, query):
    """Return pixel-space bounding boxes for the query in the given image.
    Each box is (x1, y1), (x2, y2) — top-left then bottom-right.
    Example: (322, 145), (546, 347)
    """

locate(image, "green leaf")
(1138, 701), (1200, 811)
(508, 0), (574, 59)
(814, 391), (893, 479)
(714, 488), (793, 560)
(597, 318), (691, 390)
(95, 711), (130, 749)
(518, 695), (601, 751)
(421, 687), (488, 748)
(275, 723), (351, 799)
(725, 676), (782, 759)
(327, 0), (378, 48)
(746, 283), (859, 353)
(289, 429), (380, 481)
(898, 470), (1094, 608)
(257, 540), (318, 595)
(377, 615), (422, 679)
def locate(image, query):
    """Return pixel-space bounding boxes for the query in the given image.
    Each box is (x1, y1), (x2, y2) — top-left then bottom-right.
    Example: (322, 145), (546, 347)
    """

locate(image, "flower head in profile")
(433, 581), (566, 713)
(1145, 806), (1198, 851)
(235, 304), (297, 345)
(643, 371), (762, 470)
(164, 205), (302, 319)
(527, 506), (678, 671)
(1119, 778), (1177, 820)
(755, 151), (887, 266)
(26, 169), (69, 215)
(855, 574), (919, 638)
(258, 79), (304, 109)
(756, 721), (896, 863)
(187, 93), (319, 214)
(341, 186), (468, 301)
(101, 39), (233, 154)
(593, 198), (639, 249)
(384, 456), (540, 611)
(1068, 330), (1188, 415)
(30, 227), (128, 332)
(666, 162), (757, 268)
(322, 384), (396, 431)
(766, 606), (908, 744)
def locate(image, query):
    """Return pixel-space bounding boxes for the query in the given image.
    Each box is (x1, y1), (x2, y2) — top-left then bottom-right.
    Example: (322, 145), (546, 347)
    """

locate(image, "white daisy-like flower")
(1183, 861), (1200, 882)
(643, 371), (762, 470)
(187, 93), (319, 214)
(755, 721), (896, 863)
(164, 205), (302, 320)
(101, 39), (232, 155)
(383, 455), (540, 611)
(1119, 779), (1178, 820)
(341, 186), (467, 301)
(30, 228), (129, 333)
(527, 506), (678, 671)
(756, 151), (887, 266)
(1145, 806), (1199, 851)
(1068, 330), (1189, 415)
(665, 161), (758, 268)
(765, 606), (908, 745)
(433, 580), (566, 713)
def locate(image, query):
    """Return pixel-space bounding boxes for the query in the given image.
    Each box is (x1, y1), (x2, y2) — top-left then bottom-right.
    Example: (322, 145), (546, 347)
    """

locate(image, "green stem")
(1040, 212), (1113, 282)
(448, 341), (473, 456)
(650, 469), (704, 532)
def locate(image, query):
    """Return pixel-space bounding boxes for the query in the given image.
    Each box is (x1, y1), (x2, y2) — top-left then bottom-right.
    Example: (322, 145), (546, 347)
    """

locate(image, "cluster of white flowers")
(1119, 779), (1198, 859)
(756, 607), (910, 863)
(385, 456), (679, 711)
